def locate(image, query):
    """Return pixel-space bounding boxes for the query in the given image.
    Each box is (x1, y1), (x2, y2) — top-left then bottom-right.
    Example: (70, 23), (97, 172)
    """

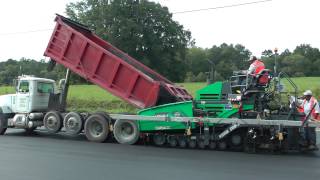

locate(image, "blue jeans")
(300, 127), (316, 145)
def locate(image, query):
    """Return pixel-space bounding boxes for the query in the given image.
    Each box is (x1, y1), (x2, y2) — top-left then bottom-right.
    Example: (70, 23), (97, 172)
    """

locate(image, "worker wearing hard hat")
(300, 90), (319, 150)
(247, 56), (265, 76)
(241, 56), (266, 89)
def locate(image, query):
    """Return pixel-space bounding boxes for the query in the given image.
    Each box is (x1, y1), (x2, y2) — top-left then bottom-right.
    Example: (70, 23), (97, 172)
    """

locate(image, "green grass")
(68, 85), (121, 101)
(1, 77), (319, 113)
(177, 82), (206, 96)
(0, 86), (14, 95)
(280, 77), (320, 98)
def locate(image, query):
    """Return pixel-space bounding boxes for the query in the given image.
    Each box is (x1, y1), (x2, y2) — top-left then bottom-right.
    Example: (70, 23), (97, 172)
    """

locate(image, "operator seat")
(242, 69), (271, 96)
(255, 69), (271, 87)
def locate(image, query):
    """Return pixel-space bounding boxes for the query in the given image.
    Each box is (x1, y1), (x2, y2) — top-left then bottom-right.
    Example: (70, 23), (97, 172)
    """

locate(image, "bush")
(194, 72), (206, 82)
(294, 72), (305, 77)
(184, 72), (196, 82)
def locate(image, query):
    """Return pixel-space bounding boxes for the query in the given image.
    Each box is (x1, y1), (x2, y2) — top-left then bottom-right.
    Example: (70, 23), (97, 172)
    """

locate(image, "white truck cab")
(0, 75), (56, 131)
(0, 75), (56, 114)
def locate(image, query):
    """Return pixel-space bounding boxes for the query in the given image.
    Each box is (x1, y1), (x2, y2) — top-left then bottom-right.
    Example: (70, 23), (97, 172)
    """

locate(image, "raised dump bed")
(44, 15), (192, 108)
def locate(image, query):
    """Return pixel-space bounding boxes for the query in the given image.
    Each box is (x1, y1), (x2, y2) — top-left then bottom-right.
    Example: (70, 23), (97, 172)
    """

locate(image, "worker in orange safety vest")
(241, 56), (266, 90)
(299, 90), (319, 150)
(247, 56), (265, 76)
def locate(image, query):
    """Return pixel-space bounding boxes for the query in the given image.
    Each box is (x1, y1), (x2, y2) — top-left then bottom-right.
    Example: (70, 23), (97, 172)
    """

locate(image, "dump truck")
(0, 14), (319, 152)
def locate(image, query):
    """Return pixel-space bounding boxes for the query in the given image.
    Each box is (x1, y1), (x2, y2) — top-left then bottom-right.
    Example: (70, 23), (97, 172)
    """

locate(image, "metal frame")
(109, 114), (320, 128)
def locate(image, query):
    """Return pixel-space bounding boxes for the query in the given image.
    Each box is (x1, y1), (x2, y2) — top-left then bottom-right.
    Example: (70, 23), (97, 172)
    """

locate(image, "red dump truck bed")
(44, 15), (192, 108)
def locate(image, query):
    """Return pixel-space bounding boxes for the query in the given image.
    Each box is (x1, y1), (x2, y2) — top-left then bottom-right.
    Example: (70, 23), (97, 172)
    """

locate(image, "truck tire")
(188, 139), (197, 149)
(209, 141), (217, 150)
(178, 136), (187, 148)
(64, 112), (83, 135)
(168, 135), (177, 147)
(84, 113), (109, 143)
(218, 141), (227, 150)
(43, 111), (63, 133)
(113, 119), (139, 145)
(0, 114), (7, 135)
(153, 133), (166, 146)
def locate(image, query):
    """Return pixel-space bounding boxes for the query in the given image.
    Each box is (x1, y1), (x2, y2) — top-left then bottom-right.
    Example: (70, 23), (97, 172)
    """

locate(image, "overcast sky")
(0, 0), (319, 61)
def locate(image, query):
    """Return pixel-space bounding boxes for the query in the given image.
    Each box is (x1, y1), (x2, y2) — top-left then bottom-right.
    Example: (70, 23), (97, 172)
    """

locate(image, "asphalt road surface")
(0, 129), (320, 180)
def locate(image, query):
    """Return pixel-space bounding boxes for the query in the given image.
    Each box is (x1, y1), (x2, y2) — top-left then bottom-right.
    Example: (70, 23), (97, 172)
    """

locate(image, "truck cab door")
(15, 80), (31, 113)
(31, 81), (54, 111)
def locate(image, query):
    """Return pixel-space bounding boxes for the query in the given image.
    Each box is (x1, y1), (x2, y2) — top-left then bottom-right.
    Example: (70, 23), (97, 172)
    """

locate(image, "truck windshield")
(37, 82), (54, 94)
(18, 81), (29, 93)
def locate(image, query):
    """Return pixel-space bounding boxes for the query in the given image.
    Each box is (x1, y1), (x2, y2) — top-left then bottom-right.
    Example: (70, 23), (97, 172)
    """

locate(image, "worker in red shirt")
(247, 56), (265, 76)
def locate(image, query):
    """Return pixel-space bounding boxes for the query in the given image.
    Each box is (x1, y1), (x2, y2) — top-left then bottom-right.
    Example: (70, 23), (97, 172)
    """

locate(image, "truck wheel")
(178, 136), (187, 148)
(188, 139), (197, 149)
(113, 119), (139, 145)
(0, 114), (7, 135)
(84, 113), (109, 143)
(153, 133), (166, 146)
(168, 135), (177, 147)
(197, 139), (207, 149)
(43, 111), (62, 133)
(218, 141), (227, 150)
(209, 141), (217, 150)
(64, 112), (83, 135)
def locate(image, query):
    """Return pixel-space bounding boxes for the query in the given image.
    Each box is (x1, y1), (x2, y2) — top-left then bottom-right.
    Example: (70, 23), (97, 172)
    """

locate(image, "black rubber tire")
(209, 141), (217, 150)
(43, 111), (63, 133)
(218, 141), (227, 150)
(63, 112), (83, 135)
(188, 139), (197, 149)
(230, 134), (242, 146)
(84, 113), (109, 143)
(197, 139), (207, 149)
(153, 134), (166, 146)
(168, 136), (177, 147)
(178, 136), (187, 148)
(0, 114), (7, 135)
(113, 119), (139, 145)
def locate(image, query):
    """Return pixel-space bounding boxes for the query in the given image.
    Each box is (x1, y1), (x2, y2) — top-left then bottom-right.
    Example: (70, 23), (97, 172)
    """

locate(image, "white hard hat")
(303, 90), (312, 96)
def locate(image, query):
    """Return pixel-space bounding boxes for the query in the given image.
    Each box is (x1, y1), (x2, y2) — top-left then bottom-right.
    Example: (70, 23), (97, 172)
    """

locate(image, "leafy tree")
(293, 44), (320, 76)
(66, 0), (193, 82)
(262, 49), (273, 57)
(194, 72), (206, 82)
(185, 47), (209, 76)
(281, 54), (311, 76)
(184, 71), (196, 82)
(206, 43), (251, 80)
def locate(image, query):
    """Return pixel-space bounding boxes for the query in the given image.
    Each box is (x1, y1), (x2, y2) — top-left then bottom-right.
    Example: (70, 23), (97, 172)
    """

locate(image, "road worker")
(247, 56), (265, 76)
(241, 56), (266, 90)
(300, 90), (319, 150)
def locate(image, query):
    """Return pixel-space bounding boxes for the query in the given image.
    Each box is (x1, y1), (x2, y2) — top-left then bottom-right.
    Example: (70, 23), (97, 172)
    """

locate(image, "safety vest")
(302, 97), (319, 120)
(252, 60), (265, 75)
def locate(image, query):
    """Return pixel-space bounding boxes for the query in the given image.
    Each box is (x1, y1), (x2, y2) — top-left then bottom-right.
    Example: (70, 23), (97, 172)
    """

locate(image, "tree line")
(0, 59), (84, 85)
(0, 0), (319, 85)
(185, 44), (320, 82)
(0, 43), (319, 85)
